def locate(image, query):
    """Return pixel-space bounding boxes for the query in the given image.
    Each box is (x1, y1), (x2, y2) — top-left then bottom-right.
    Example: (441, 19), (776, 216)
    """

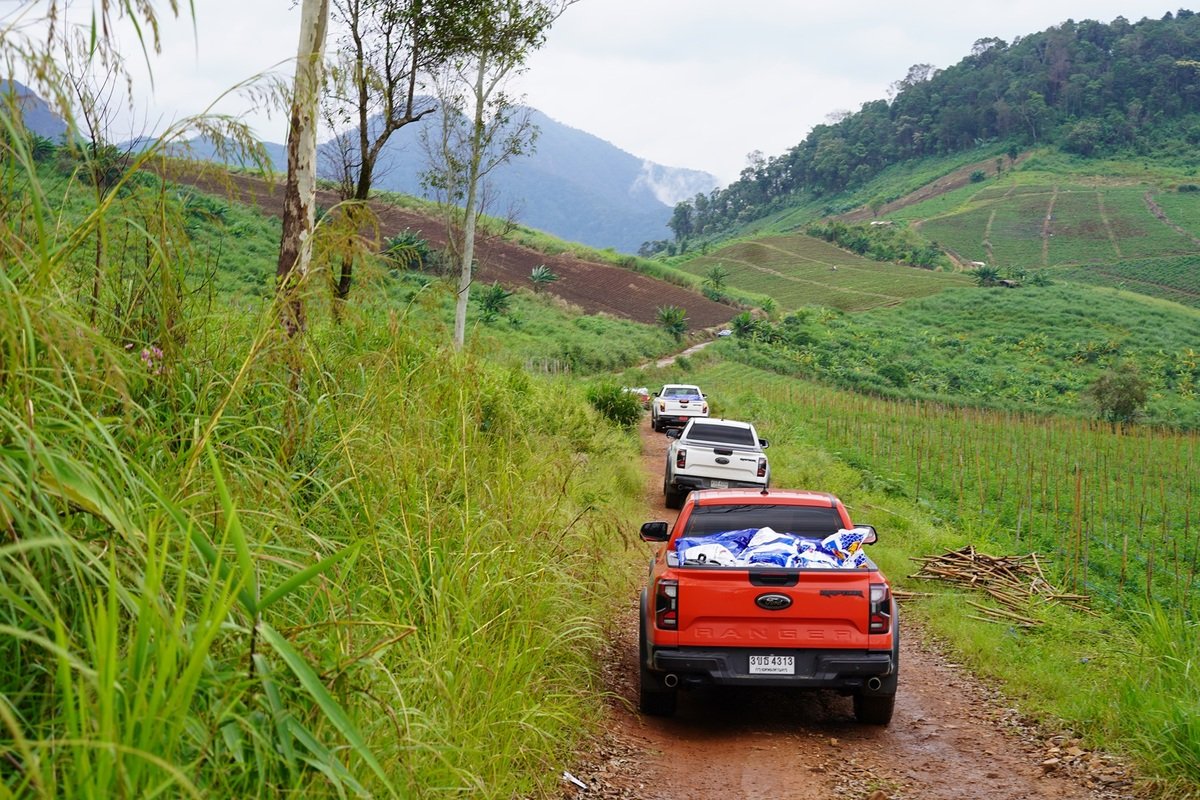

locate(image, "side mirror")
(640, 521), (670, 542)
(700, 393), (707, 399)
(758, 438), (769, 449)
(652, 391), (659, 397)
(855, 525), (878, 545)
(665, 428), (682, 439)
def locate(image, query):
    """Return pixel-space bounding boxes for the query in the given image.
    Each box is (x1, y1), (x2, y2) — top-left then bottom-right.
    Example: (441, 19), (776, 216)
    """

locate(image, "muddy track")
(561, 424), (1138, 800)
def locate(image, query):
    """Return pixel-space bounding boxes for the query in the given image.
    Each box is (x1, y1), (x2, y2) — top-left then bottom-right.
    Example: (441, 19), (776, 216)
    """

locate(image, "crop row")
(917, 184), (1200, 271)
(684, 234), (966, 312)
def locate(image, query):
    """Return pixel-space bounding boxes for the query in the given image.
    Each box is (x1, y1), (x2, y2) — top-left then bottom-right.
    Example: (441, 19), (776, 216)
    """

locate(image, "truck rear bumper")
(650, 647), (895, 690)
(672, 475), (766, 492)
(656, 414), (707, 428)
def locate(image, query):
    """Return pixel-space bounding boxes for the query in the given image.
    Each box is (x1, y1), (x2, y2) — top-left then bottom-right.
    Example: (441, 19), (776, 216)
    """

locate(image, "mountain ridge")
(3, 79), (717, 253)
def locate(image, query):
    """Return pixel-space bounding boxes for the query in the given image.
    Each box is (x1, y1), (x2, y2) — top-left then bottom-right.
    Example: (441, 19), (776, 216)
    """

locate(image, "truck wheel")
(663, 475), (684, 510)
(853, 691), (895, 725)
(639, 614), (677, 717)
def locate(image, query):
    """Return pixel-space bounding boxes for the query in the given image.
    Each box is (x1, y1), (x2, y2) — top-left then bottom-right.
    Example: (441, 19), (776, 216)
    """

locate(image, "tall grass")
(1, 110), (644, 796)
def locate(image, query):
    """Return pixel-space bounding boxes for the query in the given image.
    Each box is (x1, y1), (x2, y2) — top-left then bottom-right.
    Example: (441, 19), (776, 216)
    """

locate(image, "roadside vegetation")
(1, 123), (650, 797)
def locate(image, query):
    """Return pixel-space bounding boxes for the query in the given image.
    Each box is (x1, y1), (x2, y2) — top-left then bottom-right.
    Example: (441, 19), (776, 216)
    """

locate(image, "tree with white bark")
(276, 0), (331, 338)
(320, 0), (474, 307)
(421, 0), (577, 350)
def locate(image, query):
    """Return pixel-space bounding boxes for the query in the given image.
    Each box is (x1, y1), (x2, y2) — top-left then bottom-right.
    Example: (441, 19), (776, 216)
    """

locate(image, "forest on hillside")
(661, 9), (1200, 243)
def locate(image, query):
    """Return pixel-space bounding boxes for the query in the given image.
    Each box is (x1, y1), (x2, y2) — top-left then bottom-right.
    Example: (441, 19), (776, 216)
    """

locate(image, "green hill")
(658, 11), (1200, 247)
(674, 233), (969, 312)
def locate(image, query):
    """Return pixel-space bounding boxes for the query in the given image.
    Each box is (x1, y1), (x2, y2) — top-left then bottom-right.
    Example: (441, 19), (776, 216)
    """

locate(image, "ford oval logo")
(755, 593), (792, 611)
(715, 457), (730, 465)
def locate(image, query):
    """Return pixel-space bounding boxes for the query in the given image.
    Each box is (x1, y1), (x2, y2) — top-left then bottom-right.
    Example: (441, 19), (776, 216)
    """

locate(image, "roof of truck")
(688, 488), (838, 507)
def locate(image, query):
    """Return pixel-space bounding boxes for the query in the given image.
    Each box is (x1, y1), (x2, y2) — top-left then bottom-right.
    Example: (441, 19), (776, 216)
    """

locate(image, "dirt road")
(562, 424), (1137, 800)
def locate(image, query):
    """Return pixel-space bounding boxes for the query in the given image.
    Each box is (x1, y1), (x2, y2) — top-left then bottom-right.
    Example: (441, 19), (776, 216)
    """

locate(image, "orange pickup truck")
(638, 488), (898, 724)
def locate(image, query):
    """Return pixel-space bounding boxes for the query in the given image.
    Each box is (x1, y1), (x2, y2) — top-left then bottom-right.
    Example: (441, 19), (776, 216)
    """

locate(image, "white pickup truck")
(663, 418), (770, 509)
(650, 384), (709, 432)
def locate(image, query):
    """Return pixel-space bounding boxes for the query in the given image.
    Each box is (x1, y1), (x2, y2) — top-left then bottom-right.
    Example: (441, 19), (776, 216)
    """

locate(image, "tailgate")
(664, 398), (702, 414)
(679, 446), (763, 484)
(675, 568), (873, 649)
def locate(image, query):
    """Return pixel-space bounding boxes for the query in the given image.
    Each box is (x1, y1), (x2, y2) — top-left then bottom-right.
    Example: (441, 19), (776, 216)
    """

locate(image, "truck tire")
(855, 604), (899, 725)
(853, 691), (894, 725)
(663, 469), (684, 509)
(639, 612), (677, 717)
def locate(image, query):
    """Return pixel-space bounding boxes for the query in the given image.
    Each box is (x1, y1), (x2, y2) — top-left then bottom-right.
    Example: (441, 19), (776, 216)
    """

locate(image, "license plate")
(710, 479), (729, 489)
(749, 655), (794, 675)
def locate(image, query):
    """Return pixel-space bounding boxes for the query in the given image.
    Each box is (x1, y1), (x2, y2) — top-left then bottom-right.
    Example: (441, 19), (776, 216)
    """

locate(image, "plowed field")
(163, 163), (735, 329)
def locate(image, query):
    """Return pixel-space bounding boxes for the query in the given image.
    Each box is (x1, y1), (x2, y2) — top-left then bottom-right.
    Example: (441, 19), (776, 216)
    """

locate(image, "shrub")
(385, 229), (432, 270)
(656, 304), (688, 341)
(1087, 360), (1149, 429)
(476, 281), (513, 323)
(585, 382), (644, 428)
(529, 264), (559, 292)
(969, 169), (987, 183)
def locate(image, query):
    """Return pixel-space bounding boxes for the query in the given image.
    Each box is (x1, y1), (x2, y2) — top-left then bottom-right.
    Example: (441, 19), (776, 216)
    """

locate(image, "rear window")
(681, 504), (843, 537)
(685, 423), (754, 446)
(663, 386), (701, 398)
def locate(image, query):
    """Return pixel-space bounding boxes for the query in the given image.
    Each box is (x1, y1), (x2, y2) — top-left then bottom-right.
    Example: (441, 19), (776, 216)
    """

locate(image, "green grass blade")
(205, 444), (258, 615)
(258, 623), (394, 795)
(259, 543), (361, 612)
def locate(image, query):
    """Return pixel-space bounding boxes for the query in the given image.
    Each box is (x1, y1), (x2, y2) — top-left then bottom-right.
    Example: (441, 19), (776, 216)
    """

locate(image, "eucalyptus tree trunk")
(452, 56), (488, 349)
(277, 0), (331, 337)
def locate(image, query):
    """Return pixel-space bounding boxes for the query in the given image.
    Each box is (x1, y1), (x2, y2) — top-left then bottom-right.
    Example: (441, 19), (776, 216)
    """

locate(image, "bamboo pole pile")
(909, 545), (1091, 627)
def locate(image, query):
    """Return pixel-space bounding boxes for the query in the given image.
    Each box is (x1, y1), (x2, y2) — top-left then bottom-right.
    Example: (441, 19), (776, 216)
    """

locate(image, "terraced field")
(916, 182), (1200, 277)
(678, 234), (969, 312)
(1057, 255), (1200, 308)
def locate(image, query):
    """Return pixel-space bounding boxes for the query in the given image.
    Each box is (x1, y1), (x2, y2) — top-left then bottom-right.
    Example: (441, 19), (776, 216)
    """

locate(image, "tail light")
(756, 457), (767, 478)
(869, 583), (892, 634)
(658, 402), (666, 412)
(676, 448), (687, 469)
(701, 403), (709, 414)
(655, 579), (678, 629)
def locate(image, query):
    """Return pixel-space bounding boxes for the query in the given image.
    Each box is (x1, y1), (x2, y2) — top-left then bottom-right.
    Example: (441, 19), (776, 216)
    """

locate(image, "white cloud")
(12, 0), (1180, 185)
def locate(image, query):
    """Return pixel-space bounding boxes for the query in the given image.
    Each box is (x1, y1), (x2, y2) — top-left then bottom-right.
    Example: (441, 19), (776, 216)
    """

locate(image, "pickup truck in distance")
(650, 384), (709, 432)
(663, 418), (769, 509)
(638, 489), (898, 725)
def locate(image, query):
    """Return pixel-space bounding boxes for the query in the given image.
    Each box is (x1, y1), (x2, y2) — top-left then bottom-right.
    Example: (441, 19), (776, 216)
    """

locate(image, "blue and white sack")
(821, 528), (871, 568)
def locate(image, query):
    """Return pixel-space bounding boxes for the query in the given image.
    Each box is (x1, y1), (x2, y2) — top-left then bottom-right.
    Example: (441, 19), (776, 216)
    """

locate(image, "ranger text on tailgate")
(637, 489), (898, 724)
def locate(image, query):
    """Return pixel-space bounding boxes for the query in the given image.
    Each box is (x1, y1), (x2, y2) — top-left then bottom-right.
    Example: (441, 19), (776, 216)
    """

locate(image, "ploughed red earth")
(162, 163), (735, 329)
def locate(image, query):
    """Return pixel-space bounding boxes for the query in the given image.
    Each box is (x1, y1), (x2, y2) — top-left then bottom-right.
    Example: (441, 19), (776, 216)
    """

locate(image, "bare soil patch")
(162, 163), (735, 329)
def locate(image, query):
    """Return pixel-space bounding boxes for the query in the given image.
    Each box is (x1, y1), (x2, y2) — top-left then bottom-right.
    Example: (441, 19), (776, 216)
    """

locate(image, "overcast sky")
(12, 0), (1185, 185)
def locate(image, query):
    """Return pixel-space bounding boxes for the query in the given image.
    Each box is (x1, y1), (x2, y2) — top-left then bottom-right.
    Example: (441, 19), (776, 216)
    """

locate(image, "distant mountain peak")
(1, 79), (68, 141)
